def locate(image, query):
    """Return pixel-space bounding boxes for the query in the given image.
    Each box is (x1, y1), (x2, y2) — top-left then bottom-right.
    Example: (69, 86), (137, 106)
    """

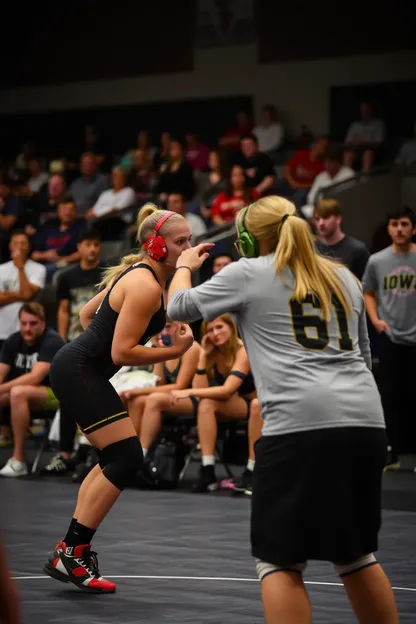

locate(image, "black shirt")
(316, 235), (370, 280)
(69, 264), (166, 379)
(156, 161), (195, 200)
(0, 328), (65, 386)
(57, 264), (102, 341)
(236, 152), (275, 188)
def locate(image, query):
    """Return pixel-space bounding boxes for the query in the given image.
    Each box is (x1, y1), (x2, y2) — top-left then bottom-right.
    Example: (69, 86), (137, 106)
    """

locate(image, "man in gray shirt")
(362, 206), (416, 470)
(68, 153), (109, 216)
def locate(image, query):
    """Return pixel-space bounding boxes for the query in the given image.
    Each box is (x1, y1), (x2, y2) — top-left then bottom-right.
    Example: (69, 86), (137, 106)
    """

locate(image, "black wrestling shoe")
(231, 468), (253, 496)
(192, 465), (219, 493)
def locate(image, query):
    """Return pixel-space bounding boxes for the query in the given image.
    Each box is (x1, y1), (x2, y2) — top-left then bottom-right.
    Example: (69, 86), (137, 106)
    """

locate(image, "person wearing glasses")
(166, 196), (398, 624)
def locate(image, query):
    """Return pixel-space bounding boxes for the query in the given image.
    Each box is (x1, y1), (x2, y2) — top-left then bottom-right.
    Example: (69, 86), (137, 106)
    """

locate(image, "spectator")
(127, 149), (155, 202)
(212, 253), (233, 275)
(344, 101), (385, 174)
(31, 200), (85, 281)
(27, 174), (67, 232)
(86, 168), (135, 240)
(120, 321), (201, 458)
(279, 136), (328, 208)
(185, 132), (210, 171)
(81, 125), (111, 172)
(395, 121), (416, 174)
(26, 157), (49, 195)
(211, 165), (259, 225)
(43, 229), (102, 475)
(237, 134), (276, 196)
(199, 150), (228, 219)
(68, 153), (109, 216)
(362, 207), (416, 471)
(301, 146), (355, 219)
(219, 111), (253, 152)
(0, 184), (22, 261)
(0, 302), (64, 476)
(153, 131), (171, 171)
(253, 104), (285, 156)
(120, 129), (157, 170)
(314, 199), (370, 280)
(170, 314), (256, 493)
(157, 140), (195, 201)
(0, 230), (46, 348)
(167, 193), (206, 242)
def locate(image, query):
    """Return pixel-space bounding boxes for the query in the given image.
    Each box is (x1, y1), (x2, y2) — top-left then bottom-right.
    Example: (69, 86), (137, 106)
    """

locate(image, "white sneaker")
(0, 458), (28, 477)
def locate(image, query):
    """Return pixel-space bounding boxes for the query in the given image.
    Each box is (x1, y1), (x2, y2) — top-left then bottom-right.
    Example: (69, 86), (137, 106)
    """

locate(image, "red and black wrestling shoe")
(43, 544), (116, 593)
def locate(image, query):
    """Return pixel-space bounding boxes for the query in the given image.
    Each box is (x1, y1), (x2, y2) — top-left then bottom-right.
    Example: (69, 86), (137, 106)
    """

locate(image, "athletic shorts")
(251, 426), (387, 566)
(50, 344), (128, 435)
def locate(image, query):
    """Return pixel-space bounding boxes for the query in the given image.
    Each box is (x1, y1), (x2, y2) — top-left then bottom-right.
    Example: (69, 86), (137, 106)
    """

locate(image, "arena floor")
(1, 451), (416, 623)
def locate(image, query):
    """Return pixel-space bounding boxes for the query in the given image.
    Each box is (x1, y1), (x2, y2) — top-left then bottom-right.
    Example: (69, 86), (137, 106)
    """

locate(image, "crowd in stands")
(0, 99), (415, 492)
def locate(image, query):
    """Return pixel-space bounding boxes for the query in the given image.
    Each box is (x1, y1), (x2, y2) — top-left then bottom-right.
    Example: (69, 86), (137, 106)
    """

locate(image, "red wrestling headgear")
(142, 211), (176, 261)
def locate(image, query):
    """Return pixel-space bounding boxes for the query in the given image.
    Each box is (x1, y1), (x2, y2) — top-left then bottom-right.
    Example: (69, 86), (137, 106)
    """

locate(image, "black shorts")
(50, 344), (128, 435)
(251, 426), (387, 566)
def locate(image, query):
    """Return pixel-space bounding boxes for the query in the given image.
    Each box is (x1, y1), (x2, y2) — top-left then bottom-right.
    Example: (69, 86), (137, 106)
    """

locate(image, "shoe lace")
(76, 547), (98, 578)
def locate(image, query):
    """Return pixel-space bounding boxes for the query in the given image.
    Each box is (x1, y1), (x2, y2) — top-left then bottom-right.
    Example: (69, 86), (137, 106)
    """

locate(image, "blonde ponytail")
(98, 203), (182, 289)
(244, 196), (351, 321)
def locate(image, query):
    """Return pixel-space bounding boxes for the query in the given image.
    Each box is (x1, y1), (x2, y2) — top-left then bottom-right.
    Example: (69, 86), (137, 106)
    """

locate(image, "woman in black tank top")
(170, 314), (257, 493)
(120, 321), (201, 457)
(43, 204), (206, 594)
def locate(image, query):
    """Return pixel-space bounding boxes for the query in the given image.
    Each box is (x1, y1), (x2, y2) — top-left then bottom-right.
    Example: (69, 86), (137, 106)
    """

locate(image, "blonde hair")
(240, 196), (350, 321)
(98, 203), (183, 289)
(201, 314), (240, 380)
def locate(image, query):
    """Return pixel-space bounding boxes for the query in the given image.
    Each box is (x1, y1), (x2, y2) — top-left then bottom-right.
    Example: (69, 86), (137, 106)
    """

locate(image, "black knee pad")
(99, 437), (143, 491)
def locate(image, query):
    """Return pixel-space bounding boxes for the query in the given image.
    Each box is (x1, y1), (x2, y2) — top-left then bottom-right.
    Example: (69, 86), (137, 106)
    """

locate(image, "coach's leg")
(259, 565), (312, 624)
(337, 557), (398, 623)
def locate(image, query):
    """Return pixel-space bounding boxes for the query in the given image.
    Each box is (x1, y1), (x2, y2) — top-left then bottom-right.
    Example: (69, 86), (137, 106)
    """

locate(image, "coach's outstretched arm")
(167, 244), (246, 323)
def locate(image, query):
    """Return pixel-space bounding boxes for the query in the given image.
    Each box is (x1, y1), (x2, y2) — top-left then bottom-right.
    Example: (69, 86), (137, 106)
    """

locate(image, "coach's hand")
(176, 243), (214, 272)
(170, 323), (194, 356)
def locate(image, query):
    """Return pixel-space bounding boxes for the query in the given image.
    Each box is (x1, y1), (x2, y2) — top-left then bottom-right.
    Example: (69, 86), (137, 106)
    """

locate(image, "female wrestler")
(167, 197), (398, 623)
(43, 204), (209, 594)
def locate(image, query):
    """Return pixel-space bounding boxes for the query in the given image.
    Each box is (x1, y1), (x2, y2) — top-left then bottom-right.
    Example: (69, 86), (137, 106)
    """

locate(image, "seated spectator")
(231, 398), (263, 496)
(344, 101), (385, 174)
(167, 193), (207, 242)
(86, 168), (135, 240)
(120, 322), (201, 456)
(27, 174), (67, 233)
(185, 132), (210, 171)
(43, 228), (102, 475)
(0, 184), (23, 261)
(212, 253), (233, 275)
(0, 302), (64, 476)
(157, 140), (195, 201)
(153, 131), (172, 171)
(219, 111), (253, 152)
(314, 198), (370, 279)
(68, 152), (109, 216)
(170, 314), (256, 493)
(31, 200), (85, 281)
(26, 157), (49, 195)
(301, 146), (355, 219)
(81, 125), (112, 172)
(11, 141), (36, 183)
(0, 230), (46, 348)
(127, 149), (155, 202)
(278, 136), (328, 208)
(211, 165), (259, 225)
(395, 121), (416, 174)
(236, 134), (276, 196)
(253, 104), (285, 157)
(199, 150), (228, 219)
(119, 129), (157, 170)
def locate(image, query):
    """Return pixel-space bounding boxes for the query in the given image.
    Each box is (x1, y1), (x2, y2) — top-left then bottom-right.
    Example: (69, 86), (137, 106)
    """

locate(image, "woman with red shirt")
(211, 165), (259, 226)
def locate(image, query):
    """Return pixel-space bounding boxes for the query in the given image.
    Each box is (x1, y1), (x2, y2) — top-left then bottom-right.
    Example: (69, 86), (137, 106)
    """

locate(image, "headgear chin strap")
(142, 211), (176, 262)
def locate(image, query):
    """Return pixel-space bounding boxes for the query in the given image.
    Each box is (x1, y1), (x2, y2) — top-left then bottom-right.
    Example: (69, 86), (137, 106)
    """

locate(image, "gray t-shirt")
(362, 246), (416, 345)
(168, 255), (384, 437)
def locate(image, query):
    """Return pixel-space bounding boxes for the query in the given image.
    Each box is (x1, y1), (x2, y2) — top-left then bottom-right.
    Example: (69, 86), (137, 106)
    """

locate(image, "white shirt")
(185, 212), (207, 242)
(345, 119), (385, 144)
(0, 260), (46, 340)
(28, 172), (49, 194)
(253, 123), (284, 153)
(307, 166), (355, 205)
(92, 187), (136, 220)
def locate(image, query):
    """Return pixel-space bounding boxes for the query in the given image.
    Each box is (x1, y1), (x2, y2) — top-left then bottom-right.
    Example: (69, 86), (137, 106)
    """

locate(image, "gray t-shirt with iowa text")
(168, 255), (384, 437)
(362, 246), (416, 345)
